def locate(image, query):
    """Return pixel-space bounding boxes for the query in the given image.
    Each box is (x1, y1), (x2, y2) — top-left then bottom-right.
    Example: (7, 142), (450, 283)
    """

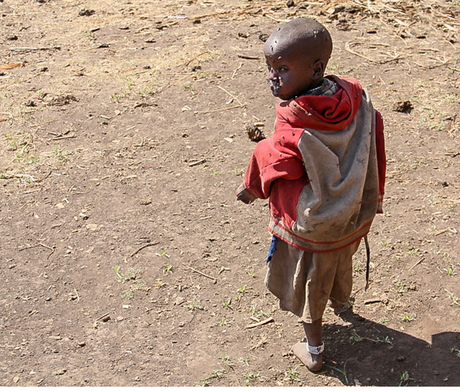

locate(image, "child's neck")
(297, 79), (325, 97)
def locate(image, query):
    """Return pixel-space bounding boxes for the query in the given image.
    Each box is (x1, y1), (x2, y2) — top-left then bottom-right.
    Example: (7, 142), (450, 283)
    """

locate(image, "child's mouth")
(268, 80), (281, 96)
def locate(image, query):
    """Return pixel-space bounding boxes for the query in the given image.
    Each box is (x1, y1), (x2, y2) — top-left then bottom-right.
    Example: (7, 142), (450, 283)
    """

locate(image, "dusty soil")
(1, 0), (460, 387)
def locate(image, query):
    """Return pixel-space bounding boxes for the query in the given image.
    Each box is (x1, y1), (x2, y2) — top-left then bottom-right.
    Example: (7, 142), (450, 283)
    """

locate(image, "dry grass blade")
(0, 63), (24, 70)
(246, 317), (274, 329)
(345, 41), (403, 64)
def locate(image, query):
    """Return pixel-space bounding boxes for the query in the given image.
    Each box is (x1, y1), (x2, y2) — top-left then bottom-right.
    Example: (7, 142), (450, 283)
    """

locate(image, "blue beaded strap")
(265, 235), (278, 264)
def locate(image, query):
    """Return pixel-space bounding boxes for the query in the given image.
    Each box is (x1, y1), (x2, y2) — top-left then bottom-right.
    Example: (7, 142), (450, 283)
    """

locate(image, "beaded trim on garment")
(299, 78), (338, 97)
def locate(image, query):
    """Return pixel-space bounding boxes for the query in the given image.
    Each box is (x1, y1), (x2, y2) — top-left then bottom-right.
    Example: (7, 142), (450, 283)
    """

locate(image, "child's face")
(264, 43), (321, 101)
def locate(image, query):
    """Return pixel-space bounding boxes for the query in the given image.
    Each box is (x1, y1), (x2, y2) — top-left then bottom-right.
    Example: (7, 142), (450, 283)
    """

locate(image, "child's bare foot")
(330, 298), (352, 315)
(292, 339), (323, 372)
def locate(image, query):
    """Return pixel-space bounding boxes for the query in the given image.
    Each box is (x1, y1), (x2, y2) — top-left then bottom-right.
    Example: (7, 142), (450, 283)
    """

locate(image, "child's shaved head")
(264, 18), (332, 66)
(263, 18), (333, 100)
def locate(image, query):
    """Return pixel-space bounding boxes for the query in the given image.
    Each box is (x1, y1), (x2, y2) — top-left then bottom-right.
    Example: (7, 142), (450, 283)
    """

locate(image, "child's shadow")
(321, 309), (460, 386)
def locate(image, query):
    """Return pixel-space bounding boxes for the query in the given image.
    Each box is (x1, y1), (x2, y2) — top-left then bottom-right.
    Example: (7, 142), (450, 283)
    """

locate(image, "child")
(236, 17), (386, 372)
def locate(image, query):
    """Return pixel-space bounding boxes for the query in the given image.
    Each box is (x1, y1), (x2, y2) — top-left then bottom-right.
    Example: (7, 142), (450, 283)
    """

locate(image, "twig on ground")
(187, 10), (232, 20)
(345, 41), (402, 64)
(231, 62), (243, 79)
(345, 41), (377, 62)
(10, 46), (61, 51)
(237, 54), (260, 60)
(185, 265), (217, 284)
(0, 63), (24, 70)
(42, 243), (56, 259)
(130, 242), (159, 257)
(250, 335), (268, 350)
(381, 2), (406, 15)
(52, 134), (77, 140)
(414, 57), (451, 69)
(410, 257), (424, 269)
(429, 228), (456, 236)
(95, 313), (110, 322)
(219, 267), (230, 274)
(263, 13), (289, 23)
(194, 104), (245, 114)
(74, 288), (80, 302)
(19, 242), (54, 252)
(364, 298), (383, 305)
(7, 171), (51, 183)
(39, 243), (55, 252)
(246, 317), (274, 329)
(14, 174), (36, 182)
(184, 50), (211, 67)
(188, 158), (206, 167)
(218, 85), (243, 106)
(19, 242), (55, 260)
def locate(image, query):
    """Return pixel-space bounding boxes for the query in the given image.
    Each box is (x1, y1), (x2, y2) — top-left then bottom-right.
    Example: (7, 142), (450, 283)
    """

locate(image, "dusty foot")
(330, 299), (352, 315)
(292, 340), (323, 372)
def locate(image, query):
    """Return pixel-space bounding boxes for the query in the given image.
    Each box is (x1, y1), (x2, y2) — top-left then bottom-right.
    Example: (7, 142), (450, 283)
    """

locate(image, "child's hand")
(236, 184), (257, 204)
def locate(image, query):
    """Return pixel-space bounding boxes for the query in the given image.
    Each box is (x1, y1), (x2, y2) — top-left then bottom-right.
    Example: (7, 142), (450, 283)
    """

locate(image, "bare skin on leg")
(292, 319), (323, 372)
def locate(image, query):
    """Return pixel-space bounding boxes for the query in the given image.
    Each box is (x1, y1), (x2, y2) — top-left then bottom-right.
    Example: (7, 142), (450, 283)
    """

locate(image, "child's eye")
(278, 66), (288, 72)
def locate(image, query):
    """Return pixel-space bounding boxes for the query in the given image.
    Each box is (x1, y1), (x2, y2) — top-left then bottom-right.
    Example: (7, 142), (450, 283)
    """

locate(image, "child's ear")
(312, 60), (325, 80)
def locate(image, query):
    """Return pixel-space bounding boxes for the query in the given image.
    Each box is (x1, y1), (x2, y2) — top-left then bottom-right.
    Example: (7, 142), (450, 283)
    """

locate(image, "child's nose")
(267, 69), (278, 80)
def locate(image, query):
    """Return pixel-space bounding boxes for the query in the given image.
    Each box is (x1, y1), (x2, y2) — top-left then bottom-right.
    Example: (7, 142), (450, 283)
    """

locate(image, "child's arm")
(236, 135), (305, 204)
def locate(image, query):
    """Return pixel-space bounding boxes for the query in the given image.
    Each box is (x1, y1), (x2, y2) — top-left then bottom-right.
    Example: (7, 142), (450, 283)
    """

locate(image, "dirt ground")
(1, 0), (459, 387)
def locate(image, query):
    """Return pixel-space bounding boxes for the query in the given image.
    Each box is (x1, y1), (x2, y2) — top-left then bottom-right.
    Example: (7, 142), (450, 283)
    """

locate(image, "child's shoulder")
(326, 75), (363, 95)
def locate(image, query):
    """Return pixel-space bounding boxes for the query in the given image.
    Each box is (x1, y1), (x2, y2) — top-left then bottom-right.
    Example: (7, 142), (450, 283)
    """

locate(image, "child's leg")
(265, 239), (358, 372)
(292, 319), (323, 372)
(303, 318), (322, 347)
(296, 241), (361, 371)
(302, 319), (323, 371)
